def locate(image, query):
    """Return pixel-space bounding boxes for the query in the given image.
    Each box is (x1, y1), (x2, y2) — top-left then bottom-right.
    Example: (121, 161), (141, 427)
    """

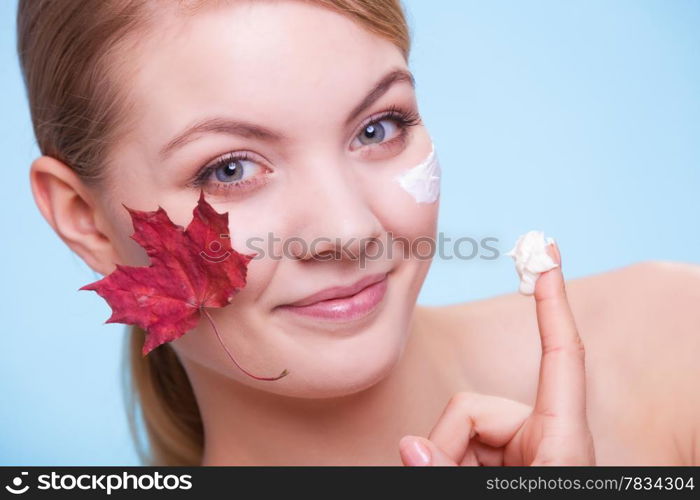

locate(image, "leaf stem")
(200, 307), (288, 381)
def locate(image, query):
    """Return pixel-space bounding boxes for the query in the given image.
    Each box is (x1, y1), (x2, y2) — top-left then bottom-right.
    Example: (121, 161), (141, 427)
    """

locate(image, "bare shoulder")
(571, 260), (700, 465)
(574, 260), (700, 376)
(420, 260), (700, 464)
(607, 260), (700, 465)
(421, 259), (700, 369)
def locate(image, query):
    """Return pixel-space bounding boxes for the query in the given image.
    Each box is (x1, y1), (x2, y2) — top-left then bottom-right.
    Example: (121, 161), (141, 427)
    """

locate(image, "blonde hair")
(17, 0), (412, 465)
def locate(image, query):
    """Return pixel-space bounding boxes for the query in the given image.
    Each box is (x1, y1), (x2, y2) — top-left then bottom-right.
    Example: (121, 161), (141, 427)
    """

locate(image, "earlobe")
(29, 155), (120, 276)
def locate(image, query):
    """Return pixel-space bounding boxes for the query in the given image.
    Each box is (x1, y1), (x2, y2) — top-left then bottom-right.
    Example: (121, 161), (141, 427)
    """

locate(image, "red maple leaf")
(79, 189), (288, 381)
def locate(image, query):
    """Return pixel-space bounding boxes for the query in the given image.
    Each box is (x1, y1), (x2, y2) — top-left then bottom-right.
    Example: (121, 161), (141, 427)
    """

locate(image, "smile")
(275, 273), (389, 322)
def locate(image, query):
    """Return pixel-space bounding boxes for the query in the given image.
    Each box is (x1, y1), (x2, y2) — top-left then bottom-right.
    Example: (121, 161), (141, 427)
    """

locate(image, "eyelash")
(189, 105), (422, 193)
(189, 151), (265, 194)
(355, 105), (422, 154)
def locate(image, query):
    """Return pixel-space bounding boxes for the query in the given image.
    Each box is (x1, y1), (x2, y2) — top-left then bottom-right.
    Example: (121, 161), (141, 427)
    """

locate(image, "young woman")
(18, 0), (700, 466)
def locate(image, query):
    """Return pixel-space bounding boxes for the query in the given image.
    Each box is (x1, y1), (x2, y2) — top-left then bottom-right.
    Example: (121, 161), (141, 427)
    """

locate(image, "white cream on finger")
(506, 230), (558, 295)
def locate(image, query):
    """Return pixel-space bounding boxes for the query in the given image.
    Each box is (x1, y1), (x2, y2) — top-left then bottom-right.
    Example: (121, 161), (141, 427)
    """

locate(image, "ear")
(29, 155), (121, 277)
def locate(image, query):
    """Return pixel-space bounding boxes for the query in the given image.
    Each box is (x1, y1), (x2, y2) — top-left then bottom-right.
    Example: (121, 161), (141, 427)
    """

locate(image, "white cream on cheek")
(506, 230), (558, 295)
(394, 142), (441, 203)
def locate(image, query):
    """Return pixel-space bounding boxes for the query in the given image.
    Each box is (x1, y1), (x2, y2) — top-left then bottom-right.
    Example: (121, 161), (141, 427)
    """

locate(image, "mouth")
(275, 272), (389, 322)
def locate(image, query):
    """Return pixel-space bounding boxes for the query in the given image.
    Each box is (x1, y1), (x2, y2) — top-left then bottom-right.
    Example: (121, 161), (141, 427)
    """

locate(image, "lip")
(276, 273), (389, 322)
(282, 273), (388, 307)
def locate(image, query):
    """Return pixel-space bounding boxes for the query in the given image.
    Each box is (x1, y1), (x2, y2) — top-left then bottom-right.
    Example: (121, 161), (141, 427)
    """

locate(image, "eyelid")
(350, 105), (420, 140)
(354, 109), (398, 138)
(188, 151), (270, 190)
(188, 105), (420, 193)
(349, 105), (421, 151)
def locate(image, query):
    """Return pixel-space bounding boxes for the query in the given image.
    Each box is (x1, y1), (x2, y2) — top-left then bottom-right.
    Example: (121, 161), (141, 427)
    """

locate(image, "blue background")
(1, 0), (698, 465)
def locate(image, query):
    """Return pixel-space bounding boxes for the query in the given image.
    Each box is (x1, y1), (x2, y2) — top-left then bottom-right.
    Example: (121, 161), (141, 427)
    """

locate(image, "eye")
(356, 118), (400, 145)
(350, 106), (422, 152)
(190, 151), (271, 194)
(212, 157), (252, 183)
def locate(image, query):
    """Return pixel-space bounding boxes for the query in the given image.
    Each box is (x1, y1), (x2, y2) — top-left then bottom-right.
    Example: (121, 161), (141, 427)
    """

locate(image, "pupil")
(215, 161), (243, 182)
(359, 122), (385, 144)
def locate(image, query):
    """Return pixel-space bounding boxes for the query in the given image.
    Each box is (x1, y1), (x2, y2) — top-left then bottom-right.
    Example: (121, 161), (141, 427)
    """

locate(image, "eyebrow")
(158, 68), (416, 161)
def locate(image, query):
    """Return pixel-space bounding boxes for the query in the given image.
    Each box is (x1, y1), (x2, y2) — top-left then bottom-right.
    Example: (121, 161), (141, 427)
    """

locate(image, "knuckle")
(532, 455), (557, 466)
(536, 407), (559, 419)
(533, 428), (596, 465)
(448, 391), (478, 411)
(570, 334), (587, 359)
(542, 336), (586, 359)
(536, 293), (566, 309)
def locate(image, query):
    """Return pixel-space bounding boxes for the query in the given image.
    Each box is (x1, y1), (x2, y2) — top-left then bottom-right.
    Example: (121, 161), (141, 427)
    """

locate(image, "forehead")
(125, 1), (407, 151)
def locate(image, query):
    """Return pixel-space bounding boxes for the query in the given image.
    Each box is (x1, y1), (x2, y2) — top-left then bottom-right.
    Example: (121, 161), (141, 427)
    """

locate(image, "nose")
(288, 155), (383, 263)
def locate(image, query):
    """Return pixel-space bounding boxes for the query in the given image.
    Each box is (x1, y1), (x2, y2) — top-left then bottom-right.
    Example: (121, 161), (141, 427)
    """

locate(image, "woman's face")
(98, 0), (439, 398)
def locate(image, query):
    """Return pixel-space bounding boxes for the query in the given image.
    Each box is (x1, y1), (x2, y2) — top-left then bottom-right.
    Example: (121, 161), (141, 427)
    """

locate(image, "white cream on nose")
(394, 142), (441, 203)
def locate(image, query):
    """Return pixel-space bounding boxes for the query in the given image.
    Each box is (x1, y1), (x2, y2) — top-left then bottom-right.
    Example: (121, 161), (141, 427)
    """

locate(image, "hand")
(399, 240), (596, 466)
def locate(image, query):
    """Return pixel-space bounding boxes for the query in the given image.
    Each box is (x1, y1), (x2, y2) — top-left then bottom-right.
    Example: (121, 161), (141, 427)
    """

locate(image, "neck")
(185, 306), (464, 465)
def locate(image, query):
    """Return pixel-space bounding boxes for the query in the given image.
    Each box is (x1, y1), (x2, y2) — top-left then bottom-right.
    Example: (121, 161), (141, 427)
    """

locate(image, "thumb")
(399, 436), (457, 466)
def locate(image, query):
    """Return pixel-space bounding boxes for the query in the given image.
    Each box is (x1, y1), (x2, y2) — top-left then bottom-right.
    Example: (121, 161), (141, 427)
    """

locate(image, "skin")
(420, 259), (700, 466)
(29, 1), (700, 465)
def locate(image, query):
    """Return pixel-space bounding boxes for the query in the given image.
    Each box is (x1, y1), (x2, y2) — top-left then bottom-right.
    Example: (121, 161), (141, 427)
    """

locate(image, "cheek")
(379, 191), (439, 243)
(369, 170), (440, 244)
(102, 202), (152, 267)
(168, 244), (278, 374)
(363, 142), (442, 243)
(394, 145), (441, 205)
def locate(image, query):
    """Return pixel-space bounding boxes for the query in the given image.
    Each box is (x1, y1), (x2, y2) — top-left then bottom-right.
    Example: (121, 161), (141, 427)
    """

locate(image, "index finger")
(533, 240), (588, 422)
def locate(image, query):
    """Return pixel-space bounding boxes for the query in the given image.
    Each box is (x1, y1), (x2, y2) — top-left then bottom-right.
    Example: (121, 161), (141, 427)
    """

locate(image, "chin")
(277, 354), (404, 400)
(238, 266), (416, 399)
(256, 313), (412, 400)
(180, 262), (423, 400)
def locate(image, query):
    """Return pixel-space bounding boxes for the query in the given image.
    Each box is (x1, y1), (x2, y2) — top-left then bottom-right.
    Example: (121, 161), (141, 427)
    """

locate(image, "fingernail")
(404, 438), (431, 466)
(547, 237), (561, 266)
